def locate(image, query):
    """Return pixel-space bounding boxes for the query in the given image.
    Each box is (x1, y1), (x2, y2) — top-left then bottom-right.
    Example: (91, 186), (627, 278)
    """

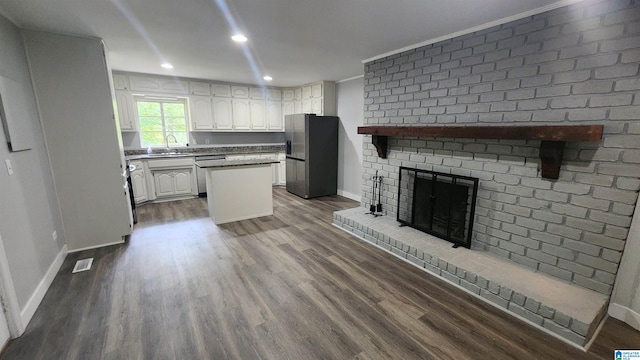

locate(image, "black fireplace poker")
(367, 171), (384, 217)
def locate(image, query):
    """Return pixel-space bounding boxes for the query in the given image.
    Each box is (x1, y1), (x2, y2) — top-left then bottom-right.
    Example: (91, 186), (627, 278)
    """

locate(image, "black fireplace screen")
(397, 167), (479, 248)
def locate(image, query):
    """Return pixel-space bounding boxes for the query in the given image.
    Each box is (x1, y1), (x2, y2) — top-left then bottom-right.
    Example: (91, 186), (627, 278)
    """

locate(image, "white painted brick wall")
(360, 0), (640, 295)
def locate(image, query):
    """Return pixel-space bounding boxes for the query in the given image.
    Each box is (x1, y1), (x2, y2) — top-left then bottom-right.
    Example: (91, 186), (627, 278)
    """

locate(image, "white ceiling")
(0, 0), (576, 87)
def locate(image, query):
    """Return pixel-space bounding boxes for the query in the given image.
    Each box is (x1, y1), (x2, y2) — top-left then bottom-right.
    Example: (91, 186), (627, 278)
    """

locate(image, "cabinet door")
(302, 85), (312, 99)
(311, 98), (323, 116)
(294, 88), (302, 100)
(131, 170), (148, 203)
(231, 86), (249, 98)
(129, 76), (189, 94)
(190, 96), (214, 131)
(302, 99), (312, 113)
(115, 90), (136, 131)
(113, 74), (129, 90)
(282, 101), (295, 117)
(272, 162), (278, 186)
(282, 89), (295, 101)
(267, 89), (282, 101)
(279, 160), (286, 185)
(173, 170), (193, 195)
(232, 99), (251, 130)
(267, 101), (283, 131)
(250, 100), (267, 130)
(250, 87), (265, 99)
(294, 101), (303, 114)
(212, 84), (231, 97)
(311, 82), (323, 98)
(189, 81), (211, 96)
(213, 97), (233, 130)
(154, 171), (175, 197)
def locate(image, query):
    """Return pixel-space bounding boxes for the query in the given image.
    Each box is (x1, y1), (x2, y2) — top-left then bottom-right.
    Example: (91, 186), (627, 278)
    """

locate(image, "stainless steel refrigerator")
(285, 113), (338, 199)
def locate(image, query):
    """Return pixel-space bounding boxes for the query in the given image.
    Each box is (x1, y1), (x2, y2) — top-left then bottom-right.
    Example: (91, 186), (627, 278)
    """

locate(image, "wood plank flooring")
(2, 188), (639, 359)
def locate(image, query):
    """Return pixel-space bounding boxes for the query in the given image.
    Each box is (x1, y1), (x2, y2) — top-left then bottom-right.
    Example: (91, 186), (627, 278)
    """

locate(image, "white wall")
(335, 77), (363, 202)
(609, 197), (640, 329)
(0, 15), (64, 313)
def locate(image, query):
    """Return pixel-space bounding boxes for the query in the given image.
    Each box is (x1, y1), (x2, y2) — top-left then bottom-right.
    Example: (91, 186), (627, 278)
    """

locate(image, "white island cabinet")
(196, 159), (279, 225)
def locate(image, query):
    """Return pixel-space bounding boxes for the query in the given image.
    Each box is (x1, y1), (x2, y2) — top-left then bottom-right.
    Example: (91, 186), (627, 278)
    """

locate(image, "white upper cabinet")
(311, 98), (323, 115)
(311, 83), (323, 98)
(129, 75), (189, 94)
(282, 101), (295, 117)
(302, 99), (312, 113)
(113, 74), (129, 90)
(190, 96), (214, 131)
(231, 86), (249, 98)
(282, 89), (295, 101)
(250, 100), (267, 130)
(267, 101), (283, 131)
(115, 90), (136, 131)
(302, 85), (312, 99)
(114, 73), (336, 132)
(232, 99), (251, 130)
(250, 87), (266, 100)
(189, 81), (211, 96)
(267, 89), (282, 101)
(212, 97), (233, 130)
(212, 83), (231, 97)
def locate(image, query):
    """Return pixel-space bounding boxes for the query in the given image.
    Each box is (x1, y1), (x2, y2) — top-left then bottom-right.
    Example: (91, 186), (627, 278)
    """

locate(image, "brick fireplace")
(334, 0), (640, 347)
(358, 0), (640, 297)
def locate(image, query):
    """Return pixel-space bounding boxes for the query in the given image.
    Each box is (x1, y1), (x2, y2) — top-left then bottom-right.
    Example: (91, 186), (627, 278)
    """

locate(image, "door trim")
(0, 234), (23, 337)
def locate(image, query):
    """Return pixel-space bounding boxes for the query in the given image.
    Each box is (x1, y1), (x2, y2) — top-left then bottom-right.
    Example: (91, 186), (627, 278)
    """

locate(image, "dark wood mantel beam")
(357, 125), (604, 180)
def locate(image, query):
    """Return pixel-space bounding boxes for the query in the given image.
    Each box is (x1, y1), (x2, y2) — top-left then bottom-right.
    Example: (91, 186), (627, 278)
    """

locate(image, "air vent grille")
(72, 258), (94, 273)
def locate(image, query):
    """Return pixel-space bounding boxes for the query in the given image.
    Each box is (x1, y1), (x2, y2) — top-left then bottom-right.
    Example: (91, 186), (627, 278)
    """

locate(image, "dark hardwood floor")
(2, 188), (639, 359)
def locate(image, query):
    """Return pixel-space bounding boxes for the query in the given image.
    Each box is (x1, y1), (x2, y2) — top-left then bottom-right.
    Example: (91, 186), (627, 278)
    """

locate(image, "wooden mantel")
(357, 125), (604, 179)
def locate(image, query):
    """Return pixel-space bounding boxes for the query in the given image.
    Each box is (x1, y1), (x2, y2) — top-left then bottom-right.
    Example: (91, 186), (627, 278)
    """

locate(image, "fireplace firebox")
(397, 167), (479, 248)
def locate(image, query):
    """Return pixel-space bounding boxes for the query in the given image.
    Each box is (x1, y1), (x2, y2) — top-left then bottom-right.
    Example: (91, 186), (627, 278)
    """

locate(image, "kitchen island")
(196, 159), (280, 225)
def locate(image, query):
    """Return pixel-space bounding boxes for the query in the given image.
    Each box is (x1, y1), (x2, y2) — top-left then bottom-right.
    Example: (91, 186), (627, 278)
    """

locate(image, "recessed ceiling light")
(161, 63), (174, 69)
(263, 75), (273, 81)
(231, 34), (248, 43)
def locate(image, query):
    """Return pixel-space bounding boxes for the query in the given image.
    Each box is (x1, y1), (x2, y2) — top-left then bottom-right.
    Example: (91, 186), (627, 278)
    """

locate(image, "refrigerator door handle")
(286, 140), (292, 155)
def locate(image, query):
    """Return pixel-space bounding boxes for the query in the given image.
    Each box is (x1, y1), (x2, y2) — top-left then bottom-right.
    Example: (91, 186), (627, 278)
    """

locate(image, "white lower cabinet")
(130, 162), (148, 204)
(153, 168), (194, 198)
(154, 171), (176, 197)
(278, 160), (286, 186)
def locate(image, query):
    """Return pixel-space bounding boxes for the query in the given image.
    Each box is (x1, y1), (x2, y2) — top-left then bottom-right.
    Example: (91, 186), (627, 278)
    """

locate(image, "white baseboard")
(20, 244), (67, 329)
(608, 303), (640, 331)
(67, 239), (124, 253)
(337, 190), (361, 202)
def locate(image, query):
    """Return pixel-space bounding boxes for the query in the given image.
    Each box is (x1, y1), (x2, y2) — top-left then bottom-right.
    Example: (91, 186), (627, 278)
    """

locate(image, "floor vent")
(72, 258), (94, 273)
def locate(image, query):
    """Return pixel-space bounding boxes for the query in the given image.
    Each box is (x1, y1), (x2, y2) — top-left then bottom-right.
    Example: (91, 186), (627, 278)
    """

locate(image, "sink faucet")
(165, 134), (177, 150)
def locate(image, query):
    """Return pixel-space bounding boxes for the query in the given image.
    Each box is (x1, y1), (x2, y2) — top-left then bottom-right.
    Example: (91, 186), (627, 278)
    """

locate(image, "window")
(136, 97), (188, 148)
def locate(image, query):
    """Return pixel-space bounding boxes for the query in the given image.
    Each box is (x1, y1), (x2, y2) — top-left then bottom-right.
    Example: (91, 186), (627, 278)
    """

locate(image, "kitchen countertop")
(126, 152), (221, 160)
(124, 144), (285, 160)
(195, 159), (280, 168)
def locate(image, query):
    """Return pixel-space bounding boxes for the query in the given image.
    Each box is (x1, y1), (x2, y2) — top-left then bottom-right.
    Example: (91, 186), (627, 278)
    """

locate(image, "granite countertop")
(195, 159), (280, 168)
(126, 152), (223, 160)
(124, 144), (285, 160)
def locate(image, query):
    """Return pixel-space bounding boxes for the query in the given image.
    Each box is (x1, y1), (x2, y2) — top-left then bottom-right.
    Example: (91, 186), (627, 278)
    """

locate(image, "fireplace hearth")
(397, 167), (479, 248)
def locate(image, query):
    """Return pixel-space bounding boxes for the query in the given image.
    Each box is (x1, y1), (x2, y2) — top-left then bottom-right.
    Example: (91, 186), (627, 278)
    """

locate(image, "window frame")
(134, 95), (189, 149)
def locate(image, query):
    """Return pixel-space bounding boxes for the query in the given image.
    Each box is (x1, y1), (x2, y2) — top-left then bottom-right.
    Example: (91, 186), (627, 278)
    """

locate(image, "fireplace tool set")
(368, 170), (383, 217)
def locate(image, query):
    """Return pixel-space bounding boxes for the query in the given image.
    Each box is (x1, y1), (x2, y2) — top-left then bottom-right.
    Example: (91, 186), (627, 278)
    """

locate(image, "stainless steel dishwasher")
(195, 154), (226, 196)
